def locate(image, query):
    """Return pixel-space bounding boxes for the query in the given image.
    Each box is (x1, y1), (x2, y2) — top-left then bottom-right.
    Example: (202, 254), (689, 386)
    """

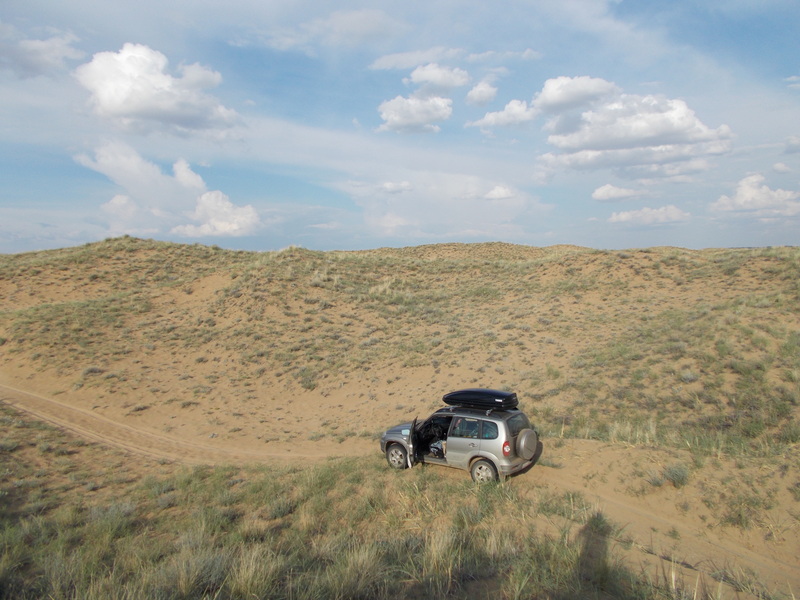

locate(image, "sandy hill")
(1, 236), (799, 596)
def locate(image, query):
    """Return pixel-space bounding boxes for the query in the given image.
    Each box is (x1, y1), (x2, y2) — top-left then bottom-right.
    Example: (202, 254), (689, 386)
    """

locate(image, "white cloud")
(172, 190), (260, 237)
(546, 95), (732, 151)
(405, 63), (469, 90)
(711, 174), (800, 217)
(173, 158), (206, 190)
(608, 205), (690, 225)
(786, 136), (800, 154)
(785, 75), (800, 90)
(0, 22), (84, 77)
(772, 162), (791, 174)
(485, 185), (514, 200)
(74, 43), (238, 134)
(376, 95), (452, 133)
(533, 75), (620, 112)
(592, 184), (642, 201)
(75, 141), (189, 201)
(466, 80), (498, 106)
(76, 142), (260, 237)
(466, 99), (536, 128)
(370, 46), (463, 70)
(102, 194), (138, 220)
(467, 75), (618, 130)
(532, 77), (732, 180)
(381, 181), (412, 193)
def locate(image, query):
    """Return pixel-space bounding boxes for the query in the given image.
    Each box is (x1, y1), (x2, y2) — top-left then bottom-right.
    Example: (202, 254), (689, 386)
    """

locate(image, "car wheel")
(470, 458), (498, 483)
(516, 428), (538, 460)
(386, 444), (409, 469)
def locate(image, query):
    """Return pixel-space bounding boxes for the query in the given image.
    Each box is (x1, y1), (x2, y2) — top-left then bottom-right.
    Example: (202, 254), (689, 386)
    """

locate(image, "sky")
(1, 0), (799, 254)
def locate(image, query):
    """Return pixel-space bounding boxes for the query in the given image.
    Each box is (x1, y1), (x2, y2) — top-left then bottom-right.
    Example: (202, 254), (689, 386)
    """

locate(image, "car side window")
(450, 417), (479, 439)
(480, 420), (498, 440)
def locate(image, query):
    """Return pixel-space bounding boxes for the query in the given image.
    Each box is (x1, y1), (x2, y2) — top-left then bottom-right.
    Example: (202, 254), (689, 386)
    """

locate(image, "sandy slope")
(2, 381), (797, 596)
(1, 240), (799, 597)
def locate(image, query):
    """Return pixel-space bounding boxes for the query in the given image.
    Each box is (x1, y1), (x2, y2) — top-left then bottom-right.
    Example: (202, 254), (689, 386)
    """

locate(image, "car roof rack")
(442, 388), (519, 410)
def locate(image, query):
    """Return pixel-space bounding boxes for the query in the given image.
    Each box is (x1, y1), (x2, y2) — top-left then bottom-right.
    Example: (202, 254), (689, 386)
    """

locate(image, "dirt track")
(0, 383), (335, 465)
(2, 382), (798, 596)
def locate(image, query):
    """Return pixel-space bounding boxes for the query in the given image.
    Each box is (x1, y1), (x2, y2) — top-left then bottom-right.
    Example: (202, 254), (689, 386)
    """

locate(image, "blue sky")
(1, 0), (799, 254)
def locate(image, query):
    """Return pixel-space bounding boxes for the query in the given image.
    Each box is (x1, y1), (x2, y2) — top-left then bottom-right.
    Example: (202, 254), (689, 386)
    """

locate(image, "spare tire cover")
(516, 429), (538, 460)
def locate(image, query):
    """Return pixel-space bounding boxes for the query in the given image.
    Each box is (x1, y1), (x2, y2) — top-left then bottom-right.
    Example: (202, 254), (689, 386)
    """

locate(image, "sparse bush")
(662, 463), (690, 488)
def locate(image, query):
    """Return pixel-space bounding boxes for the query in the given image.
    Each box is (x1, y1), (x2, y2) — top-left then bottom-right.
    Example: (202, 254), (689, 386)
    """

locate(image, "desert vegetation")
(1, 236), (799, 598)
(0, 404), (775, 600)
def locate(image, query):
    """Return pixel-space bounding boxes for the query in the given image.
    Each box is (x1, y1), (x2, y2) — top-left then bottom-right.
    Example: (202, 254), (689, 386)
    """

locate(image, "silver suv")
(379, 389), (540, 483)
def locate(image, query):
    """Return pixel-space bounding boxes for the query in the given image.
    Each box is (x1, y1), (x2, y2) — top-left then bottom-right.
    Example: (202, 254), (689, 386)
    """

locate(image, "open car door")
(404, 418), (417, 468)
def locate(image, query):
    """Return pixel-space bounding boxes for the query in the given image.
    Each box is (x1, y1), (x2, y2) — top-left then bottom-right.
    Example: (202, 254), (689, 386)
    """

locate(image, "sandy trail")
(0, 383), (336, 465)
(2, 381), (798, 596)
(531, 443), (800, 595)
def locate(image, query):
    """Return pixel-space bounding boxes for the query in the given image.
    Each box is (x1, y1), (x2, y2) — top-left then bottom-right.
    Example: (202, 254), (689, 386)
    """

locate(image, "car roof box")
(442, 388), (518, 410)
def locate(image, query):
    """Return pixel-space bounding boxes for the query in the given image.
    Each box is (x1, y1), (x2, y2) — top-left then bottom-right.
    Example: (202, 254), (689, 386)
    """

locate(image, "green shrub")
(663, 463), (690, 488)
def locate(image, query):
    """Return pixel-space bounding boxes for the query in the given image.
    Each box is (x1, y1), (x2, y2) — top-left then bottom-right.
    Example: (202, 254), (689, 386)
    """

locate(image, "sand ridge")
(1, 238), (799, 596)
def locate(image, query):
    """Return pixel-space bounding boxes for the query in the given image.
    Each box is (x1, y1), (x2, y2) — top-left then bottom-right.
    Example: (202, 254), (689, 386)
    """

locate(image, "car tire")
(516, 428), (538, 461)
(386, 444), (409, 469)
(470, 458), (498, 483)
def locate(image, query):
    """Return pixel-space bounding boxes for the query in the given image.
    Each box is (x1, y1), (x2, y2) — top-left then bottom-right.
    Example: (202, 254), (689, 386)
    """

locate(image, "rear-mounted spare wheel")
(516, 429), (538, 460)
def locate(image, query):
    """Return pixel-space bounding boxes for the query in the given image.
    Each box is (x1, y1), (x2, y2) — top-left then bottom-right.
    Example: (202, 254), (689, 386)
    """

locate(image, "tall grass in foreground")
(1, 427), (754, 600)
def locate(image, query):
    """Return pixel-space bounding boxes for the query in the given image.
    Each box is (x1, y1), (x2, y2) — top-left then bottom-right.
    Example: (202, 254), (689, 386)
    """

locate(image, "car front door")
(445, 416), (481, 468)
(404, 418), (418, 467)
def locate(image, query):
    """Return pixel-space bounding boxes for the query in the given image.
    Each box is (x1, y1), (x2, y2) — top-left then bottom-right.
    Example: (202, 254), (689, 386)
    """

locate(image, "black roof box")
(442, 388), (518, 410)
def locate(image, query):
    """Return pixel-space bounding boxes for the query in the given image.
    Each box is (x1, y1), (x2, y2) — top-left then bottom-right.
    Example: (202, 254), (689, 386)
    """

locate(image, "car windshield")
(507, 413), (530, 436)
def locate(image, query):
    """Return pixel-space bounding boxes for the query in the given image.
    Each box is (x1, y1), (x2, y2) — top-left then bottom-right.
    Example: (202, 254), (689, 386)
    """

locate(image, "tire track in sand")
(0, 383), (325, 465)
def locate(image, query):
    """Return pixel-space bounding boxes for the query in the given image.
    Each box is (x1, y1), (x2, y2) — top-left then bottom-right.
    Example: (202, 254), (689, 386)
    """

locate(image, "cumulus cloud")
(467, 75), (618, 130)
(76, 141), (260, 237)
(533, 77), (732, 180)
(546, 95), (731, 151)
(376, 95), (452, 133)
(608, 205), (690, 225)
(468, 75), (731, 181)
(466, 80), (498, 106)
(592, 184), (642, 202)
(171, 190), (260, 236)
(0, 22), (84, 77)
(711, 174), (800, 217)
(405, 63), (469, 90)
(534, 75), (619, 112)
(466, 99), (536, 128)
(377, 60), (470, 132)
(74, 43), (238, 134)
(75, 141), (188, 201)
(173, 158), (206, 190)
